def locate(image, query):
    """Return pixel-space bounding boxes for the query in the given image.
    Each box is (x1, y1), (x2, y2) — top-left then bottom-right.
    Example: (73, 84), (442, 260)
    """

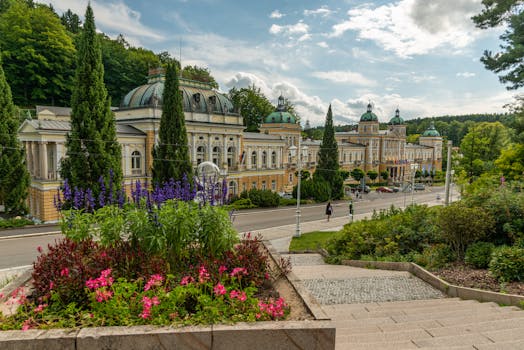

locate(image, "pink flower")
(139, 296), (160, 319)
(144, 274), (164, 291)
(198, 265), (210, 283)
(21, 319), (32, 331)
(213, 283), (226, 296)
(95, 289), (113, 302)
(49, 281), (54, 290)
(86, 269), (114, 290)
(238, 291), (247, 302)
(37, 246), (43, 253)
(264, 273), (270, 280)
(229, 290), (239, 299)
(180, 276), (194, 285)
(60, 268), (69, 277)
(230, 267), (248, 277)
(33, 303), (48, 313)
(218, 265), (228, 274)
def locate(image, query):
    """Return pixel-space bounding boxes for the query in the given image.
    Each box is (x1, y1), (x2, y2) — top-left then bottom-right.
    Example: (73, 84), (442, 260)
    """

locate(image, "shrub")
(32, 238), (166, 306)
(414, 244), (454, 270)
(229, 198), (256, 209)
(0, 217), (33, 229)
(465, 242), (495, 268)
(240, 189), (280, 207)
(296, 178), (331, 202)
(489, 246), (524, 282)
(437, 202), (494, 261)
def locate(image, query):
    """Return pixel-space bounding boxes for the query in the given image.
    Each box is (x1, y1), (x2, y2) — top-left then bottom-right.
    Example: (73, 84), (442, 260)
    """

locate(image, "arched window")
(251, 151), (257, 169)
(262, 151), (267, 168)
(212, 146), (220, 165)
(271, 151), (277, 168)
(131, 151), (141, 175)
(227, 147), (234, 167)
(197, 146), (205, 165)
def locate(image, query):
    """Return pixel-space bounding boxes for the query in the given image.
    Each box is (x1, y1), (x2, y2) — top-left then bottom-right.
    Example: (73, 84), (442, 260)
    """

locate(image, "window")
(228, 181), (237, 197)
(251, 151), (257, 169)
(262, 151), (267, 168)
(271, 180), (276, 191)
(271, 151), (277, 168)
(262, 181), (266, 190)
(227, 147), (234, 167)
(197, 146), (205, 165)
(289, 173), (293, 183)
(131, 151), (141, 175)
(251, 181), (257, 189)
(212, 146), (220, 165)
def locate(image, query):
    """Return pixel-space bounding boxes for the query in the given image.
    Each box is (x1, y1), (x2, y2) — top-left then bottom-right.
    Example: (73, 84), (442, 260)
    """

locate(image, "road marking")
(0, 231), (62, 240)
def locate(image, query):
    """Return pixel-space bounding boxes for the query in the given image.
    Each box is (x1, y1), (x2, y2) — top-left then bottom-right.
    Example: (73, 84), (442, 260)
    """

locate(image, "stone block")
(0, 329), (77, 350)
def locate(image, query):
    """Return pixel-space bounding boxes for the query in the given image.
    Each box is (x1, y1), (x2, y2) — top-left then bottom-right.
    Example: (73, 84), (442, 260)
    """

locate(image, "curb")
(0, 231), (61, 240)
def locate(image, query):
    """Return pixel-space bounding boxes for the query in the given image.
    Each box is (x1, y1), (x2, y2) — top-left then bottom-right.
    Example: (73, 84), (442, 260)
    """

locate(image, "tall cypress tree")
(60, 4), (122, 199)
(314, 105), (343, 199)
(0, 54), (30, 214)
(152, 63), (193, 184)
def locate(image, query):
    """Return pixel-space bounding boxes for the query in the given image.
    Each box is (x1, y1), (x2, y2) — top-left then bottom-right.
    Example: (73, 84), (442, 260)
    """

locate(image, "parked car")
(391, 186), (401, 192)
(413, 183), (425, 191)
(351, 185), (370, 193)
(376, 186), (393, 193)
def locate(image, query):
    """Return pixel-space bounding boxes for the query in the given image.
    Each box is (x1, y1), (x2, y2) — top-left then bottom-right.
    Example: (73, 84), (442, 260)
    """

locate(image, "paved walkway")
(256, 218), (524, 350)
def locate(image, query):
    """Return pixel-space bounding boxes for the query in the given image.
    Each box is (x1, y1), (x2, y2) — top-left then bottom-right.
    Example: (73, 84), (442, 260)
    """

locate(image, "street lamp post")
(411, 163), (418, 206)
(294, 133), (302, 238)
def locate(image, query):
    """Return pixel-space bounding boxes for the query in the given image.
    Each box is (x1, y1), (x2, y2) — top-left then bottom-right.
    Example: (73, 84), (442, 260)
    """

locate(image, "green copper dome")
(360, 103), (378, 122)
(263, 95), (297, 124)
(389, 108), (404, 125)
(422, 122), (441, 137)
(119, 69), (236, 114)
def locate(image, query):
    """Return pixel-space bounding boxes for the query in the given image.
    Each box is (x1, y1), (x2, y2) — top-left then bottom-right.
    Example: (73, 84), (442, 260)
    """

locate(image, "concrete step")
(475, 340), (524, 350)
(427, 317), (524, 338)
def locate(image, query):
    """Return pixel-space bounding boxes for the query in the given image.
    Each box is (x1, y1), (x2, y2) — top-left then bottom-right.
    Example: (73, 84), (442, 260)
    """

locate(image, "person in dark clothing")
(325, 202), (333, 222)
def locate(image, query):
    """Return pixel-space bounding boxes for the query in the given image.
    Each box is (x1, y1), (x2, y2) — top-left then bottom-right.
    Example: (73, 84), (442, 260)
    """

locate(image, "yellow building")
(17, 72), (442, 222)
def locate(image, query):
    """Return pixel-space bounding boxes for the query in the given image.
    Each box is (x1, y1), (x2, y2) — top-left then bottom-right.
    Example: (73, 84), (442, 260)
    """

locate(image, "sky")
(37, 0), (517, 126)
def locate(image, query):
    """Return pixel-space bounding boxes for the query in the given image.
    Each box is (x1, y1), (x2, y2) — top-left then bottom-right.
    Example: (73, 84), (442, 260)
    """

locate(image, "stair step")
(475, 340), (524, 350)
(413, 333), (492, 348)
(427, 317), (524, 337)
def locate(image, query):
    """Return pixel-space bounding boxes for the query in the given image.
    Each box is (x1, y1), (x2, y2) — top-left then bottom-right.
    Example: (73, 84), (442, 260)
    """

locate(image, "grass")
(289, 230), (341, 252)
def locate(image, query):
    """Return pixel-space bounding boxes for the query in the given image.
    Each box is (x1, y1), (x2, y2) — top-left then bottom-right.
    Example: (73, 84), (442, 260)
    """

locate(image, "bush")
(229, 198), (256, 209)
(465, 242), (495, 268)
(32, 238), (167, 306)
(295, 178), (331, 202)
(240, 189), (280, 207)
(0, 217), (33, 229)
(489, 246), (524, 282)
(414, 244), (454, 270)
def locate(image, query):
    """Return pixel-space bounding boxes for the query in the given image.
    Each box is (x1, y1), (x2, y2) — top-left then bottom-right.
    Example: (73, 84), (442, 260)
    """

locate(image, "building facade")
(17, 71), (442, 222)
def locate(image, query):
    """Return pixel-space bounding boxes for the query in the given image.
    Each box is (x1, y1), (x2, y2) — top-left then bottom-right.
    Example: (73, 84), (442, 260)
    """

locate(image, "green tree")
(473, 1), (524, 90)
(438, 202), (495, 261)
(152, 63), (193, 185)
(495, 143), (524, 180)
(459, 122), (510, 179)
(60, 5), (122, 199)
(367, 170), (378, 183)
(181, 65), (218, 89)
(380, 170), (389, 182)
(0, 1), (76, 106)
(314, 105), (343, 199)
(351, 168), (365, 182)
(0, 54), (30, 214)
(228, 85), (273, 132)
(60, 8), (81, 33)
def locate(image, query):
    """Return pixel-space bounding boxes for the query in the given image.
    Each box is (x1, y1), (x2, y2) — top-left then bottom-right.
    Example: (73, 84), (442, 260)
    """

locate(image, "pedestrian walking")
(348, 200), (354, 222)
(325, 202), (333, 222)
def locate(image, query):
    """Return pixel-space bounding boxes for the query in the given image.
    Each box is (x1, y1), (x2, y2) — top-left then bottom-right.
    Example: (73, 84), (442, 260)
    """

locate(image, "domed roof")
(422, 122), (441, 137)
(119, 70), (236, 115)
(389, 108), (404, 125)
(360, 103), (378, 122)
(263, 94), (298, 124)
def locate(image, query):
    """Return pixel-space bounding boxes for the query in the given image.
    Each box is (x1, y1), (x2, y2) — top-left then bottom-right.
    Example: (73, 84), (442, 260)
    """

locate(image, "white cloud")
(269, 21), (309, 35)
(456, 72), (476, 78)
(304, 6), (334, 17)
(411, 74), (437, 83)
(317, 41), (329, 48)
(298, 34), (312, 42)
(36, 0), (164, 46)
(270, 10), (284, 19)
(330, 0), (483, 58)
(311, 70), (377, 87)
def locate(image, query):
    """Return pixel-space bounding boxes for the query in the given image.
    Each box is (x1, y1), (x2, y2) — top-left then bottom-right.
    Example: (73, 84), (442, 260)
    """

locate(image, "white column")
(41, 142), (48, 180)
(56, 143), (64, 179)
(191, 134), (196, 165)
(208, 135), (213, 162)
(223, 135), (228, 168)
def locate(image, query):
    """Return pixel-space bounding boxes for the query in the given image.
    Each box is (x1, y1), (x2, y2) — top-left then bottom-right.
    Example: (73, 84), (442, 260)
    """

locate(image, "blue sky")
(38, 0), (515, 126)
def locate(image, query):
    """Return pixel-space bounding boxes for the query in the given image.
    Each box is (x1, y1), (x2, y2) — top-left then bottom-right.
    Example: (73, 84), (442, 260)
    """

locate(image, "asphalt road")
(0, 186), (452, 269)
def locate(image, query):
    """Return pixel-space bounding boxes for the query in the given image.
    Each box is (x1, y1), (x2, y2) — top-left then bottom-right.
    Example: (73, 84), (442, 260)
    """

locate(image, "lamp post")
(294, 133), (302, 238)
(411, 163), (419, 206)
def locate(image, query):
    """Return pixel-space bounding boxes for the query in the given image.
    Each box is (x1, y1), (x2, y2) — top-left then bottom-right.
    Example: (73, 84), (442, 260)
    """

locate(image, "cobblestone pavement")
(284, 254), (446, 305)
